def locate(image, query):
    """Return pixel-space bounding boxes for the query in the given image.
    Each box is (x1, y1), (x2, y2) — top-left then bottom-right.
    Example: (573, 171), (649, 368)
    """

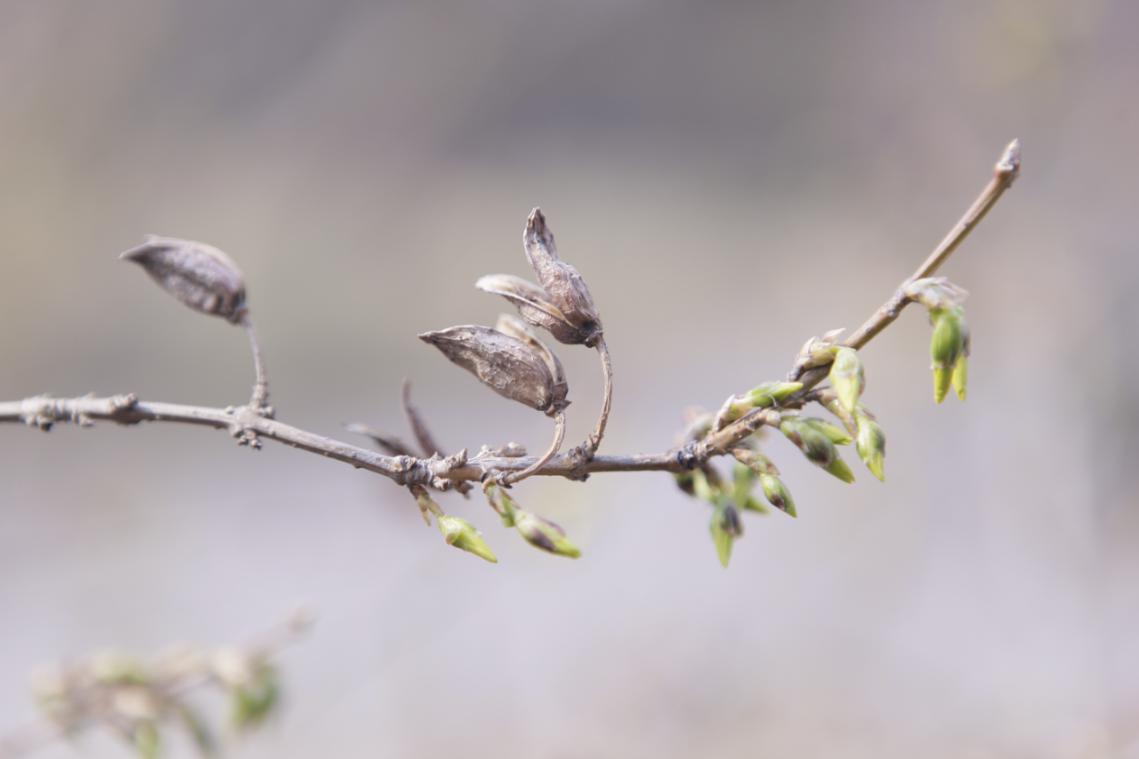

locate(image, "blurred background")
(1, 1), (1135, 757)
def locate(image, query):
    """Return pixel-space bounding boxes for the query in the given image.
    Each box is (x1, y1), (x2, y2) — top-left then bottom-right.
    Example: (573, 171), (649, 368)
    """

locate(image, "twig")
(0, 609), (312, 759)
(0, 142), (1019, 489)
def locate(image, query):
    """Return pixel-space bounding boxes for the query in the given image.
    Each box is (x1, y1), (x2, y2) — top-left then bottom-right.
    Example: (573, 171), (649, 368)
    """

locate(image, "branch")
(0, 141), (1020, 555)
(0, 609), (312, 759)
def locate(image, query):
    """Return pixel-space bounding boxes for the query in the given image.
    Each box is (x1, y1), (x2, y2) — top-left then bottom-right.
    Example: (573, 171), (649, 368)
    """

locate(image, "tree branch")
(0, 141), (1020, 492)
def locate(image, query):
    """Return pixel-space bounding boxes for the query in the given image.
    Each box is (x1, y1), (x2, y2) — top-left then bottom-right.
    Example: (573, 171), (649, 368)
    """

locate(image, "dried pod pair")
(477, 209), (603, 348)
(477, 208), (612, 456)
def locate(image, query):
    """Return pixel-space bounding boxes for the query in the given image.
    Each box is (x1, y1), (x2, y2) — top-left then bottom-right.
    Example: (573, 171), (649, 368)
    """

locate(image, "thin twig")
(583, 337), (614, 455)
(241, 315), (271, 414)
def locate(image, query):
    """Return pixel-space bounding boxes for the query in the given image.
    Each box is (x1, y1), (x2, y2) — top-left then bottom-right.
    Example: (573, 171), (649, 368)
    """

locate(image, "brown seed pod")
(419, 325), (569, 416)
(476, 274), (584, 347)
(521, 208), (603, 347)
(121, 236), (247, 324)
(494, 313), (568, 400)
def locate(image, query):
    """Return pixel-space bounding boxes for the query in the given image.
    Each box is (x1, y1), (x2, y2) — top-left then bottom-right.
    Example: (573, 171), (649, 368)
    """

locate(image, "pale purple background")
(1, 2), (1136, 757)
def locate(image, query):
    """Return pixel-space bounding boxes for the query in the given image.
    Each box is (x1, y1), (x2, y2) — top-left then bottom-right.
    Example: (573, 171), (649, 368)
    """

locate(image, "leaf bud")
(436, 514), (498, 563)
(828, 347), (865, 414)
(513, 509), (582, 558)
(759, 473), (796, 517)
(854, 410), (886, 481)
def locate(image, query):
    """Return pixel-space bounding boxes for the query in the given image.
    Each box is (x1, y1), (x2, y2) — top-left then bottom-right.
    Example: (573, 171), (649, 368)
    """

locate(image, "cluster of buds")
(29, 638), (290, 759)
(826, 347), (887, 481)
(904, 277), (970, 403)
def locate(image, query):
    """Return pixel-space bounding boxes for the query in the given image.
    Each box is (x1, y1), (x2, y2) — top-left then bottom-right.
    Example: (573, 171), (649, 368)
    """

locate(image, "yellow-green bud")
(781, 418), (854, 483)
(744, 381), (804, 408)
(759, 473), (796, 517)
(854, 412), (886, 481)
(930, 307), (966, 403)
(828, 347), (864, 414)
(804, 417), (853, 446)
(952, 353), (968, 400)
(513, 510), (581, 558)
(709, 503), (742, 568)
(437, 514), (498, 563)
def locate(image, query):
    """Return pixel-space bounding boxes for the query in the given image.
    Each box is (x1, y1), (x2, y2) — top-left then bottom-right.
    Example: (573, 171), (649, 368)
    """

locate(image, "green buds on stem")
(709, 501), (743, 568)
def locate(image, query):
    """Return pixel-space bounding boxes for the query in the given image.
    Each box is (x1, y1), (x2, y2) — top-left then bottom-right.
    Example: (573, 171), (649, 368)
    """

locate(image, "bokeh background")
(1, 1), (1136, 757)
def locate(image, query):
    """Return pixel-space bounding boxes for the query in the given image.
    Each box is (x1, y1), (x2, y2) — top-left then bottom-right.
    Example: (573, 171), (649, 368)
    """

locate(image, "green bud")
(133, 720), (161, 759)
(744, 381), (804, 408)
(824, 457), (856, 483)
(513, 509), (581, 558)
(731, 447), (779, 476)
(759, 473), (796, 517)
(691, 469), (718, 503)
(803, 417), (853, 446)
(731, 462), (756, 503)
(780, 418), (854, 483)
(952, 353), (968, 401)
(231, 665), (279, 730)
(709, 503), (742, 568)
(673, 471), (696, 496)
(828, 347), (864, 414)
(854, 412), (886, 481)
(930, 307), (967, 403)
(437, 514), (498, 563)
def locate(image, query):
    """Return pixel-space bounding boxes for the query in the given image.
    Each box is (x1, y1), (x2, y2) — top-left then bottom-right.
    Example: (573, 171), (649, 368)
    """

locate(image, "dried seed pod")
(121, 236), (247, 324)
(494, 313), (569, 399)
(419, 325), (569, 416)
(521, 208), (603, 347)
(477, 274), (587, 347)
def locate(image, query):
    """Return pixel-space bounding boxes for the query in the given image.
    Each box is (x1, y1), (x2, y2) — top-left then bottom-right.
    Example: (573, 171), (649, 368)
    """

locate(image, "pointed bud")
(730, 447), (780, 476)
(436, 514), (498, 563)
(513, 509), (582, 558)
(824, 458), (856, 483)
(828, 347), (864, 414)
(759, 473), (796, 517)
(133, 720), (161, 759)
(522, 208), (603, 347)
(715, 381), (803, 429)
(744, 381), (804, 408)
(793, 328), (845, 374)
(121, 236), (247, 324)
(709, 503), (742, 568)
(731, 462), (767, 513)
(780, 418), (854, 483)
(230, 661), (279, 730)
(419, 325), (569, 416)
(951, 329), (970, 401)
(803, 417), (853, 446)
(673, 471), (696, 496)
(929, 307), (967, 403)
(854, 411), (886, 481)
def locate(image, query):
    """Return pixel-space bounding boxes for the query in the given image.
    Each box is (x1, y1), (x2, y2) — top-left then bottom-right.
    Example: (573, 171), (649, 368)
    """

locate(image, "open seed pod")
(419, 325), (569, 417)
